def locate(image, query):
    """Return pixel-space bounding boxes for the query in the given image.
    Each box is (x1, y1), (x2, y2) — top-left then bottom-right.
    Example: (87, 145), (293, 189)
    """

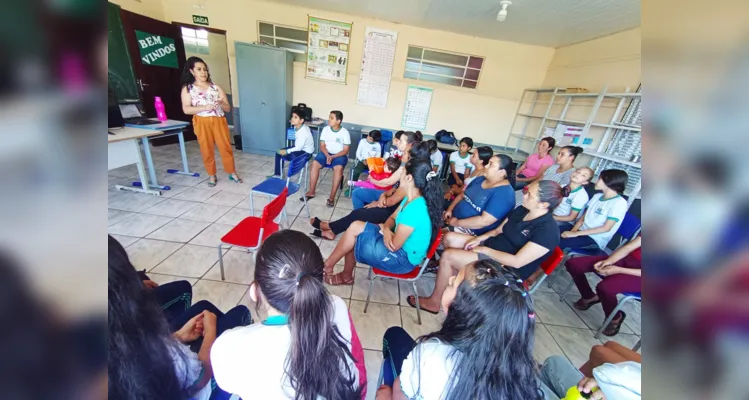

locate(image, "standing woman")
(515, 137), (556, 190)
(181, 56), (242, 187)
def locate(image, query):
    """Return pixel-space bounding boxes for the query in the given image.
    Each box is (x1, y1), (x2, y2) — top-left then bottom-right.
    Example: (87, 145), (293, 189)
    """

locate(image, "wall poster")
(402, 85), (433, 130)
(306, 16), (352, 84)
(356, 27), (398, 108)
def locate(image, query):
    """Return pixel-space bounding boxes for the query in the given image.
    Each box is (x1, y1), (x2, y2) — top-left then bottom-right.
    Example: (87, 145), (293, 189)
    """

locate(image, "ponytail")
(405, 159), (444, 241)
(255, 231), (360, 400)
(496, 154), (516, 188)
(562, 145), (584, 160)
(561, 185), (571, 198)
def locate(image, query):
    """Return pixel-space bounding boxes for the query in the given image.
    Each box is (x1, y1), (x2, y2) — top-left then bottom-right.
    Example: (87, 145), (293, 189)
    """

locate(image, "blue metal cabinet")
(235, 42), (294, 156)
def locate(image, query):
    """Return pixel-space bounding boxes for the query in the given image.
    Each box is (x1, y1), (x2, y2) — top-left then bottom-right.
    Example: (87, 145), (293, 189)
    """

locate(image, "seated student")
(567, 235), (641, 336)
(211, 230), (365, 399)
(268, 109), (314, 179)
(443, 154), (515, 236)
(109, 239), (234, 400)
(559, 169), (629, 251)
(515, 136), (556, 190)
(443, 146), (492, 200)
(410, 181), (562, 314)
(344, 129), (382, 196)
(446, 137), (474, 196)
(514, 146), (583, 207)
(375, 259), (543, 400)
(427, 139), (443, 173)
(303, 110), (351, 207)
(539, 355), (641, 400)
(348, 157), (401, 191)
(554, 167), (594, 228)
(322, 160), (443, 286)
(384, 130), (404, 159)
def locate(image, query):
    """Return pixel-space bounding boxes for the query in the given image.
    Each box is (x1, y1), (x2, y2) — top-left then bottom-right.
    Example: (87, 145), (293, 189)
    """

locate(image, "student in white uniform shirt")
(344, 130), (383, 196)
(269, 109), (314, 178)
(553, 167), (594, 228)
(447, 137), (474, 188)
(211, 230), (365, 400)
(560, 169), (630, 251)
(427, 140), (443, 172)
(304, 110), (351, 207)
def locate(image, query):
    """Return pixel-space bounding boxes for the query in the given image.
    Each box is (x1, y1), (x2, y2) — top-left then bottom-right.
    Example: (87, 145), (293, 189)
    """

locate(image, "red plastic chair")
(363, 230), (444, 325)
(216, 188), (288, 281)
(525, 246), (563, 294)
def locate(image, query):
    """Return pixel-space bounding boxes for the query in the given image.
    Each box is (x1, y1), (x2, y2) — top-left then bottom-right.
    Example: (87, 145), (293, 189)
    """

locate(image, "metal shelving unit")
(506, 85), (642, 206)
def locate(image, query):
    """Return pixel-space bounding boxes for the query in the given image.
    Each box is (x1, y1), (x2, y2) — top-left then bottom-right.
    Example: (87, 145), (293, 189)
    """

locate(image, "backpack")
(435, 129), (457, 145)
(291, 103), (313, 121)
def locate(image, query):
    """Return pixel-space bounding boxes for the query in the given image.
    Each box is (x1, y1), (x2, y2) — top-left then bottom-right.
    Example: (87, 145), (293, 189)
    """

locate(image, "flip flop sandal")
(602, 311), (627, 337)
(324, 273), (354, 286)
(406, 295), (439, 315)
(573, 298), (601, 311)
(207, 175), (218, 187)
(300, 195), (315, 202)
(310, 217), (322, 229)
(326, 198), (335, 208)
(310, 229), (335, 241)
(228, 174), (243, 184)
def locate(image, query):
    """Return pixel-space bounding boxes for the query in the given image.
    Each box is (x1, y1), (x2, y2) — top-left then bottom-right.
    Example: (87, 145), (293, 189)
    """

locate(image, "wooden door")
(120, 9), (193, 144)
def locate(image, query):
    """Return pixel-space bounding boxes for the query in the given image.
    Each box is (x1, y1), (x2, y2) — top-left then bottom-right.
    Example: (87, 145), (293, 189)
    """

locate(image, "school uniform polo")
(580, 193), (628, 249)
(449, 151), (472, 175)
(484, 207), (560, 280)
(553, 186), (590, 220)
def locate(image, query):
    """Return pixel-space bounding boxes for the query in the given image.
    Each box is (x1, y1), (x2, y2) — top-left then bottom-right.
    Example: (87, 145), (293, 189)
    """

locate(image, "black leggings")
(328, 205), (398, 234)
(169, 300), (253, 352)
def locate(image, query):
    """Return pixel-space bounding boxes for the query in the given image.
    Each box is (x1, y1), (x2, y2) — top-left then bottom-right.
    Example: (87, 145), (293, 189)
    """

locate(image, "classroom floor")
(108, 141), (641, 399)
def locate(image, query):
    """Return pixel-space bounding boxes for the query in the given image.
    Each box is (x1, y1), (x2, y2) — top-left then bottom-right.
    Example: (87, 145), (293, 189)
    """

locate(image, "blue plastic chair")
(379, 129), (393, 156)
(250, 153), (310, 224)
(595, 292), (641, 339)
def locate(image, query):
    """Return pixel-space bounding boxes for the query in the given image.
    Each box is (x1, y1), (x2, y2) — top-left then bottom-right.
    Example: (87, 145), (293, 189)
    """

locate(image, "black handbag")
(292, 103), (313, 121)
(435, 129), (457, 145)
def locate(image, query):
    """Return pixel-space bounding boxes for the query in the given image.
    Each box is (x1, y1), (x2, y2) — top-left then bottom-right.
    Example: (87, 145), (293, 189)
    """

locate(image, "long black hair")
(405, 159), (444, 241)
(561, 145), (584, 161)
(108, 235), (186, 399)
(180, 56), (212, 88)
(254, 230), (360, 400)
(409, 141), (431, 162)
(495, 154), (517, 188)
(475, 146), (493, 166)
(417, 259), (541, 400)
(599, 169), (629, 194)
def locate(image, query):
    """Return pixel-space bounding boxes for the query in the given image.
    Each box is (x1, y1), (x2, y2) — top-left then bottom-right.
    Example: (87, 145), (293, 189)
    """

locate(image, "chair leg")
(377, 360), (385, 387)
(302, 194), (311, 218)
(413, 281), (422, 325)
(364, 277), (375, 313)
(348, 168), (354, 198)
(249, 191), (255, 217)
(558, 280), (575, 302)
(217, 244), (225, 281)
(632, 339), (641, 352)
(367, 267), (373, 280)
(594, 296), (633, 339)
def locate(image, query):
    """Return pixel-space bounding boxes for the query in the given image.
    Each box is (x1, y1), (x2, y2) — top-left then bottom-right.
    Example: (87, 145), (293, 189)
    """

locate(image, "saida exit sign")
(192, 15), (209, 26)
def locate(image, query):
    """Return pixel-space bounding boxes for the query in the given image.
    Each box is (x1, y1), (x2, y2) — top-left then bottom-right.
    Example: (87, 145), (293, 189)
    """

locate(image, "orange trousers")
(193, 115), (236, 176)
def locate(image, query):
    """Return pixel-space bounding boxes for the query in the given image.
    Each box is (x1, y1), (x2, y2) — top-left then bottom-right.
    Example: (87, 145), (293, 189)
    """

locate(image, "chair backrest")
(287, 153), (309, 182)
(539, 247), (564, 276)
(616, 212), (641, 242)
(286, 127), (296, 141)
(261, 187), (288, 227)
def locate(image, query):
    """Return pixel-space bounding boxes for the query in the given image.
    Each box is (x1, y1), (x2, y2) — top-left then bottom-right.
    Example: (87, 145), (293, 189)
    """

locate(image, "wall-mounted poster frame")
(305, 15), (352, 84)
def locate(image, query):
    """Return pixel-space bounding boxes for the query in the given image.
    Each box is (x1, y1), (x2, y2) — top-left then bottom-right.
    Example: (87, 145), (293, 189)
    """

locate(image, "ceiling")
(264, 0), (641, 48)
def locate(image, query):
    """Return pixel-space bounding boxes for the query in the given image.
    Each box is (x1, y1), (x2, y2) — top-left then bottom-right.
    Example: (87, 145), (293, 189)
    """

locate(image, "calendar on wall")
(356, 27), (398, 108)
(402, 85), (433, 130)
(306, 16), (352, 84)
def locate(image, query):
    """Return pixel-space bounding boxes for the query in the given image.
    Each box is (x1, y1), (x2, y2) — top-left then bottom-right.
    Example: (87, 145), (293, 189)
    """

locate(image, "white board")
(306, 16), (352, 84)
(402, 85), (433, 130)
(356, 27), (398, 108)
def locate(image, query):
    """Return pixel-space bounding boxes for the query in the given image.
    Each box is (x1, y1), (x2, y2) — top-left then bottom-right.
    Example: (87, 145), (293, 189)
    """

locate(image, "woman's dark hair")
(475, 146), (493, 166)
(395, 130), (405, 139)
(416, 259), (541, 400)
(385, 157), (401, 171)
(427, 139), (438, 153)
(405, 159), (444, 241)
(599, 169), (629, 194)
(254, 231), (360, 400)
(540, 137), (556, 151)
(492, 154), (516, 188)
(291, 109), (305, 121)
(180, 56), (211, 88)
(561, 145), (584, 160)
(400, 131), (420, 146)
(408, 141), (431, 162)
(108, 235), (186, 399)
(368, 129), (382, 142)
(537, 180), (565, 209)
(414, 131), (424, 142)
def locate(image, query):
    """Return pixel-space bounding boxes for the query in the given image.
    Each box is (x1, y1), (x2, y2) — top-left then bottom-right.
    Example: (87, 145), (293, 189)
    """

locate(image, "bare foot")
(321, 230), (336, 240)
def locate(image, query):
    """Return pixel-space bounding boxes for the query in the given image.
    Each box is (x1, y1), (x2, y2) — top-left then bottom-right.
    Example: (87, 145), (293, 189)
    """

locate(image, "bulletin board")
(306, 16), (352, 84)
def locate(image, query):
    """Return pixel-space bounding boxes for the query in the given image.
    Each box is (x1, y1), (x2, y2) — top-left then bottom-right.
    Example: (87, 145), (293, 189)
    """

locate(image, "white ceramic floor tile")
(398, 277), (436, 307)
(108, 190), (167, 212)
(204, 191), (247, 207)
(180, 203), (232, 223)
(172, 186), (222, 202)
(603, 333), (640, 350)
(189, 223), (235, 247)
(110, 234), (139, 248)
(211, 178), (251, 194)
(318, 239), (341, 260)
(351, 268), (401, 305)
(562, 294), (634, 334)
(349, 300), (402, 351)
(532, 291), (589, 329)
(621, 300), (642, 335)
(236, 194), (269, 211)
(151, 244), (223, 278)
(108, 213), (173, 237)
(203, 249), (256, 284)
(324, 264), (354, 299)
(159, 173), (207, 187)
(330, 207), (351, 222)
(306, 204), (336, 221)
(363, 350), (383, 400)
(545, 325), (604, 368)
(215, 207), (252, 226)
(400, 306), (443, 339)
(533, 323), (566, 364)
(125, 238), (183, 271)
(108, 209), (135, 226)
(157, 185), (193, 199)
(141, 198), (200, 218)
(237, 287), (263, 324)
(146, 218), (211, 243)
(192, 279), (249, 312)
(148, 274), (197, 286)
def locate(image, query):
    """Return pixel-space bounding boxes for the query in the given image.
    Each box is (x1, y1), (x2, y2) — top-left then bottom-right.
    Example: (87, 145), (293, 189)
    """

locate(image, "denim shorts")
(355, 223), (417, 274)
(314, 152), (348, 168)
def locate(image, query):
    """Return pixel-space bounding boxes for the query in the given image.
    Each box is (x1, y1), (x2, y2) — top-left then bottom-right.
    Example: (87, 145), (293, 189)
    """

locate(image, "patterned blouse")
(189, 84), (224, 117)
(514, 164), (577, 206)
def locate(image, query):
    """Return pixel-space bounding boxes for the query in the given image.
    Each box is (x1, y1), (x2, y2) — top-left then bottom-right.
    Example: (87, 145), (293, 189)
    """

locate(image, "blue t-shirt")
(452, 177), (515, 234)
(395, 196), (432, 265)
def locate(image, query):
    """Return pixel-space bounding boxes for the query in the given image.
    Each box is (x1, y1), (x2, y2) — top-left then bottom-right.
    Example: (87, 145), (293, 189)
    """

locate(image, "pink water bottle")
(154, 96), (168, 122)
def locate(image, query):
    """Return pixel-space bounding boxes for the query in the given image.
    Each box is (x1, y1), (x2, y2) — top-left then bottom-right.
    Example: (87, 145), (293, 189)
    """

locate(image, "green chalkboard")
(108, 2), (139, 102)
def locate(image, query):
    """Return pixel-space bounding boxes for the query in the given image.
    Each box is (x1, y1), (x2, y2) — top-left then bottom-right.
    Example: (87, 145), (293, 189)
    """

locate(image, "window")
(405, 46), (484, 89)
(258, 21), (308, 61)
(182, 27), (210, 55)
